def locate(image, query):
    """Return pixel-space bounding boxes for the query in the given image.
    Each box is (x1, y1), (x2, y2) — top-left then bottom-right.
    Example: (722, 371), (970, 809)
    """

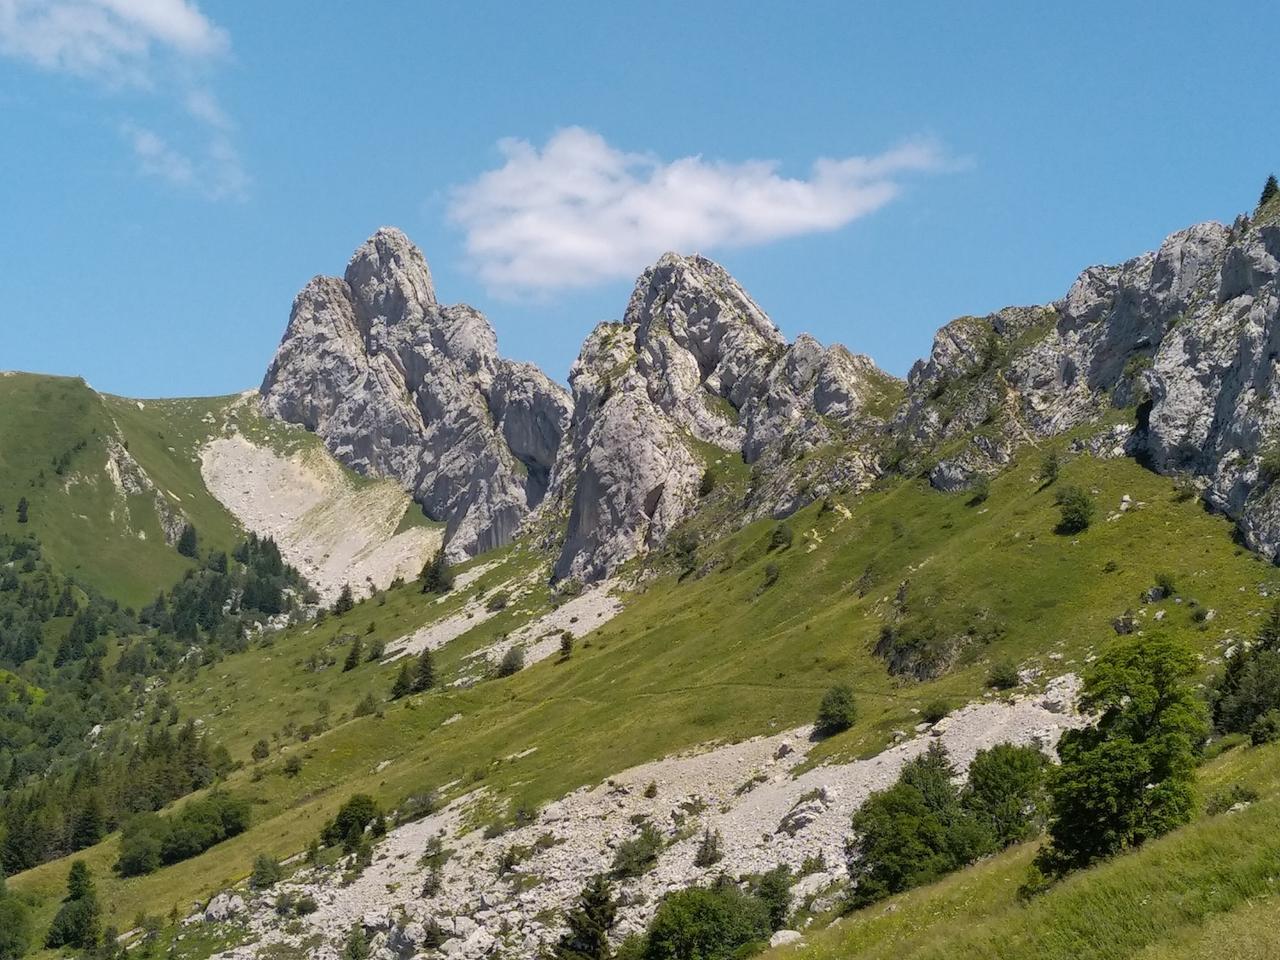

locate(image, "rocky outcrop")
(548, 253), (897, 582)
(898, 208), (1280, 557)
(260, 229), (570, 561)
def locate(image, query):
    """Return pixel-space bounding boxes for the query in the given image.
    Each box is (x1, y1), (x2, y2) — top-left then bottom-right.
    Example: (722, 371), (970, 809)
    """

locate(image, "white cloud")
(122, 117), (246, 200)
(0, 0), (245, 201)
(450, 127), (951, 293)
(0, 0), (225, 83)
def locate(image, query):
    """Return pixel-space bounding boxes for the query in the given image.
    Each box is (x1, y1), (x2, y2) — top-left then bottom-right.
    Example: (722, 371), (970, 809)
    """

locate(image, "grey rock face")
(548, 253), (896, 581)
(899, 212), (1280, 557)
(260, 228), (570, 561)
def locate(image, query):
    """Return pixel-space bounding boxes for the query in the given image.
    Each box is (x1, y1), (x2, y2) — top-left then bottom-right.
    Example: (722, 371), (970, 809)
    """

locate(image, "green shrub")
(1054, 484), (1094, 534)
(643, 884), (771, 960)
(1154, 571), (1177, 597)
(283, 754), (303, 777)
(1250, 708), (1280, 745)
(962, 743), (1048, 846)
(967, 475), (990, 505)
(1039, 450), (1060, 485)
(498, 645), (525, 677)
(611, 823), (664, 879)
(0, 894), (32, 960)
(485, 590), (511, 613)
(115, 792), (251, 876)
(761, 562), (780, 591)
(322, 794), (384, 851)
(768, 523), (794, 552)
(922, 699), (951, 724)
(1205, 783), (1260, 815)
(250, 854), (283, 889)
(847, 743), (994, 907)
(987, 659), (1021, 690)
(815, 684), (856, 736)
(693, 828), (723, 868)
(750, 866), (793, 931)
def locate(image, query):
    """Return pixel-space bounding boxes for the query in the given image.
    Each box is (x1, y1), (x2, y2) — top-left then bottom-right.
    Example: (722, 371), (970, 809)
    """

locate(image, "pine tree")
(176, 523), (199, 558)
(334, 583), (355, 614)
(553, 875), (616, 960)
(71, 792), (105, 850)
(343, 635), (363, 671)
(46, 860), (100, 950)
(391, 663), (414, 700)
(15, 498), (27, 524)
(412, 648), (435, 692)
(342, 922), (369, 960)
(1260, 173), (1279, 211)
(420, 549), (453, 595)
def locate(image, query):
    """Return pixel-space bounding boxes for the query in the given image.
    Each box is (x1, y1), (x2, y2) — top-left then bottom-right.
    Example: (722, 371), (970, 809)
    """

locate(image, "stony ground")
(205, 675), (1081, 960)
(201, 435), (441, 604)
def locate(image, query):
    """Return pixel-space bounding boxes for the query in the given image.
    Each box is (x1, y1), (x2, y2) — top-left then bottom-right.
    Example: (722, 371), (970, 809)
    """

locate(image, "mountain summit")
(260, 228), (570, 560)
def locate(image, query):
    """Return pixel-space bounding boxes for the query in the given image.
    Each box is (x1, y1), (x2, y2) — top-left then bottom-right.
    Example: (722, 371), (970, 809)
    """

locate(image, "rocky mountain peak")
(260, 228), (569, 562)
(546, 251), (896, 582)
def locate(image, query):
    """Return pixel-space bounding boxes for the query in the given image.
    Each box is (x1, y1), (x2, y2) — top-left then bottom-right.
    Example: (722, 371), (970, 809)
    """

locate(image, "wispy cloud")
(0, 0), (246, 200)
(0, 0), (226, 83)
(450, 127), (952, 293)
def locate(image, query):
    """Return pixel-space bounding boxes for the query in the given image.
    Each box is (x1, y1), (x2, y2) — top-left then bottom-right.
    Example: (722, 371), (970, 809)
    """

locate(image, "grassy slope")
(12, 433), (1277, 945)
(760, 739), (1280, 960)
(0, 373), (241, 606)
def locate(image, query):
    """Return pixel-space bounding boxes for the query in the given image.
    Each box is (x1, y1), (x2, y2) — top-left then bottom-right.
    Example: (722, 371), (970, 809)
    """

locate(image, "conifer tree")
(391, 663), (414, 700)
(334, 583), (355, 614)
(343, 634), (363, 671)
(420, 549), (453, 595)
(553, 875), (617, 960)
(412, 648), (435, 693)
(1260, 173), (1278, 210)
(15, 498), (27, 524)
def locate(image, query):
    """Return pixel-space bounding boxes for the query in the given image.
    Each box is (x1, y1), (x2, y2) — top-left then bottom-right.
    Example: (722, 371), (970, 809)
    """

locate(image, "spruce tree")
(176, 523), (199, 558)
(1260, 173), (1279, 211)
(71, 792), (105, 850)
(343, 635), (363, 671)
(15, 497), (27, 524)
(553, 875), (617, 960)
(391, 663), (414, 700)
(413, 648), (436, 692)
(420, 549), (453, 595)
(46, 860), (100, 950)
(334, 583), (355, 614)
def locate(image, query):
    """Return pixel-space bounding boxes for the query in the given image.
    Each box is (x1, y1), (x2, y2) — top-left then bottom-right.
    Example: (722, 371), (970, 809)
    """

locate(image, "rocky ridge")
(899, 201), (1280, 557)
(261, 196), (1280, 582)
(260, 229), (571, 563)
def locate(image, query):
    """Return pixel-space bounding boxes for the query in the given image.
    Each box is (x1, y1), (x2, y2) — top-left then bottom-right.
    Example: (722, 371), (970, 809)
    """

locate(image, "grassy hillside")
(0, 373), (241, 606)
(760, 738), (1280, 960)
(10, 430), (1277, 951)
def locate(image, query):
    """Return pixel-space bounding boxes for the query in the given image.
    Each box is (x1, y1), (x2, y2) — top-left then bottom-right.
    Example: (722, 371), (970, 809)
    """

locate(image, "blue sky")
(2, 1), (1278, 397)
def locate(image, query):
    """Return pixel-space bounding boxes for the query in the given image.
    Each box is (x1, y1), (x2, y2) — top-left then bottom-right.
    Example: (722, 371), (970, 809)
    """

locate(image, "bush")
(922, 699), (951, 725)
(0, 895), (32, 960)
(987, 659), (1021, 690)
(115, 792), (251, 877)
(1054, 484), (1094, 533)
(768, 523), (794, 552)
(250, 854), (282, 889)
(485, 590), (511, 613)
(1206, 783), (1260, 816)
(699, 469), (716, 497)
(693, 828), (723, 868)
(847, 743), (994, 907)
(962, 743), (1048, 846)
(1036, 635), (1207, 876)
(1154, 571), (1177, 597)
(815, 685), (856, 736)
(611, 823), (663, 879)
(967, 475), (990, 505)
(761, 562), (780, 591)
(643, 884), (772, 960)
(353, 692), (378, 717)
(497, 645), (525, 677)
(284, 754), (303, 777)
(1250, 709), (1280, 745)
(559, 632), (574, 660)
(750, 866), (793, 931)
(322, 794), (384, 852)
(251, 738), (270, 761)
(1039, 451), (1060, 486)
